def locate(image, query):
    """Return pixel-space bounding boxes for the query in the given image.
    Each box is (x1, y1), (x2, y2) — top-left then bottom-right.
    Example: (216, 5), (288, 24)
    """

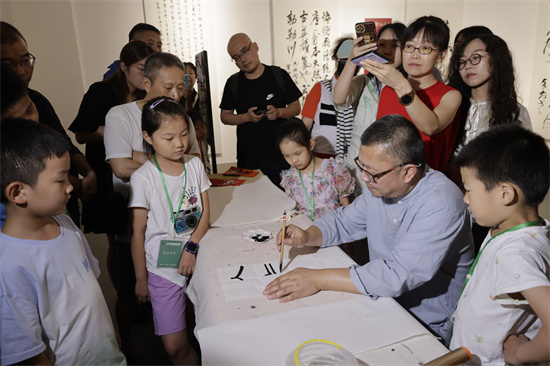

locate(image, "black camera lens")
(185, 215), (198, 228)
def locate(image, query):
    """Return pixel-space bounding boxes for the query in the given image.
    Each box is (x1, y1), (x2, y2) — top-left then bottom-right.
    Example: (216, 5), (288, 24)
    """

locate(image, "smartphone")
(184, 75), (189, 87)
(355, 22), (377, 47)
(352, 21), (390, 66)
(351, 51), (389, 66)
(254, 108), (267, 115)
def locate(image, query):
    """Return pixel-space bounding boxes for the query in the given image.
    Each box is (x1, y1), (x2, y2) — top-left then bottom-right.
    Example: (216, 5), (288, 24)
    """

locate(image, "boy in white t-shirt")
(450, 124), (550, 365)
(0, 119), (125, 365)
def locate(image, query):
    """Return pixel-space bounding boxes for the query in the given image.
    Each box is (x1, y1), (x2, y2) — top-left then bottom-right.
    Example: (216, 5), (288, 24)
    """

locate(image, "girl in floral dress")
(277, 118), (355, 221)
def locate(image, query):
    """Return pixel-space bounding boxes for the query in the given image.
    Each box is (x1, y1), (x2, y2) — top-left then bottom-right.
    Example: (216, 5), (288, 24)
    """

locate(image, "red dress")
(376, 81), (460, 172)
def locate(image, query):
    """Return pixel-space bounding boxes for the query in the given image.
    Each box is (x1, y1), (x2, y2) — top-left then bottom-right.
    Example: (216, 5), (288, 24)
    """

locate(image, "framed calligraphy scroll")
(195, 50), (217, 173)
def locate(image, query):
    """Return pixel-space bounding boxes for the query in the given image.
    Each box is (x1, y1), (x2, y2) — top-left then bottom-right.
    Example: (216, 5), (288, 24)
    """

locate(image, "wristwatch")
(184, 240), (199, 254)
(398, 89), (416, 106)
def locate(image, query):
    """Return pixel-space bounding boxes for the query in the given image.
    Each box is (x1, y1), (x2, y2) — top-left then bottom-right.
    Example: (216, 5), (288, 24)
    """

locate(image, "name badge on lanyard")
(157, 239), (183, 268)
(153, 155), (188, 238)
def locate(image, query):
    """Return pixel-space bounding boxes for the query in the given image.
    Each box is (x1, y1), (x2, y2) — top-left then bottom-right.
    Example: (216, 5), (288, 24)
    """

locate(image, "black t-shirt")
(69, 81), (119, 195)
(28, 88), (82, 158)
(28, 88), (83, 180)
(220, 65), (302, 161)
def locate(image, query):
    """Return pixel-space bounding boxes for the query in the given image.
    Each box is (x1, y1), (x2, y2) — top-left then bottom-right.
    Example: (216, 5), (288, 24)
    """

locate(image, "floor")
(87, 232), (172, 364)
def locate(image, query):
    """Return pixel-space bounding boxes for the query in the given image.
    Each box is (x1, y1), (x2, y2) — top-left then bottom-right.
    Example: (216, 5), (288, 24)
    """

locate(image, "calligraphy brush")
(279, 210), (287, 272)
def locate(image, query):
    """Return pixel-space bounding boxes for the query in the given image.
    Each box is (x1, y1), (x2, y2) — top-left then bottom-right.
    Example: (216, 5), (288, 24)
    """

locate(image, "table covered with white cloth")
(188, 175), (449, 365)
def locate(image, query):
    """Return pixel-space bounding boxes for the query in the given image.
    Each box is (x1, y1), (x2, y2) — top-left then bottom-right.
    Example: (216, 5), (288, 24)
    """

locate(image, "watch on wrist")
(184, 240), (199, 254)
(398, 89), (416, 106)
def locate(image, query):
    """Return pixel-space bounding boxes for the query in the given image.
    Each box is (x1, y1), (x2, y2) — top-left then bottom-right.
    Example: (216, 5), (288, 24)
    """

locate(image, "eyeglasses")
(403, 45), (440, 55)
(456, 53), (488, 70)
(354, 157), (421, 183)
(2, 53), (36, 70)
(230, 42), (253, 63)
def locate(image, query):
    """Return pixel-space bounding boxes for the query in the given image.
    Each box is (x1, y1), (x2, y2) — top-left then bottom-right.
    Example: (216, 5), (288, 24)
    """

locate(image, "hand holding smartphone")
(352, 21), (390, 66)
(254, 107), (267, 115)
(355, 22), (377, 46)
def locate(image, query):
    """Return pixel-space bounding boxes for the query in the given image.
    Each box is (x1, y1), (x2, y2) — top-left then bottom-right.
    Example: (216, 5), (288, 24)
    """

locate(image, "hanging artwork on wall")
(273, 6), (336, 103)
(154, 0), (205, 63)
(530, 24), (550, 142)
(195, 50), (217, 172)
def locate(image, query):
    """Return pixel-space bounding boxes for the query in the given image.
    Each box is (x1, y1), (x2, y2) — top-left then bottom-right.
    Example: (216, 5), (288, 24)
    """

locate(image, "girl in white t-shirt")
(129, 97), (210, 365)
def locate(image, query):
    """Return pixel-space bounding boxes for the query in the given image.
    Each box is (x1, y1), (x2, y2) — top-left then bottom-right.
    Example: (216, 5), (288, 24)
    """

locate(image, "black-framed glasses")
(2, 53), (36, 70)
(230, 42), (253, 63)
(403, 44), (440, 55)
(456, 53), (488, 70)
(354, 157), (421, 183)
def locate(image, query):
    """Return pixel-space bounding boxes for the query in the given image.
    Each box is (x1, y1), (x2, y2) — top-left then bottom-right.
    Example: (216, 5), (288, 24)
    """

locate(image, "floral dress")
(280, 157), (355, 220)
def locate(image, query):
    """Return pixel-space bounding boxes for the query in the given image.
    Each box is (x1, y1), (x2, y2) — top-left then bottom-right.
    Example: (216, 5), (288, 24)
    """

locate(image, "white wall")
(1, 0), (548, 215)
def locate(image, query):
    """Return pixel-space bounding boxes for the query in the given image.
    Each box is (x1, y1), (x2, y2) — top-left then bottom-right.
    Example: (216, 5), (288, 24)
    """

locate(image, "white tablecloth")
(209, 175), (296, 227)
(188, 215), (449, 365)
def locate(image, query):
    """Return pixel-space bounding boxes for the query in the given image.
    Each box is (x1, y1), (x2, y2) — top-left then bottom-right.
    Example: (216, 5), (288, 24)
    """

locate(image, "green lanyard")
(299, 156), (315, 221)
(153, 155), (187, 237)
(459, 217), (545, 299)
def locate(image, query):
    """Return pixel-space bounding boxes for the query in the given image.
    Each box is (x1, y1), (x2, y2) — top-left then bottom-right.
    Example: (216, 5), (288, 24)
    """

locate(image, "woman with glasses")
(446, 33), (533, 255)
(333, 23), (406, 195)
(447, 34), (532, 153)
(362, 16), (461, 174)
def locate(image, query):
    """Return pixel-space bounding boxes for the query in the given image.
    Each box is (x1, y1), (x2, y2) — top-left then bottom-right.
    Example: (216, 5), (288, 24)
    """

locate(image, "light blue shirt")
(315, 168), (474, 339)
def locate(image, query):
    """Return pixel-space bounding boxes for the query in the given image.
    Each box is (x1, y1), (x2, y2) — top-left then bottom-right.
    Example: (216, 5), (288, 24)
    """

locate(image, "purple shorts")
(147, 271), (187, 336)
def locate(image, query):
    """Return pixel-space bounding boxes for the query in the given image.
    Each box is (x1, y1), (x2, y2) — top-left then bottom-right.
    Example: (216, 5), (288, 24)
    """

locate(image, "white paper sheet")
(197, 296), (431, 365)
(218, 257), (321, 301)
(209, 176), (296, 227)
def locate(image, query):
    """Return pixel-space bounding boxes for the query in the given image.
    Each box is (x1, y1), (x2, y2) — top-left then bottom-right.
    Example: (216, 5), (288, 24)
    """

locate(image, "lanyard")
(374, 77), (381, 95)
(299, 156), (315, 221)
(153, 155), (187, 237)
(459, 217), (545, 298)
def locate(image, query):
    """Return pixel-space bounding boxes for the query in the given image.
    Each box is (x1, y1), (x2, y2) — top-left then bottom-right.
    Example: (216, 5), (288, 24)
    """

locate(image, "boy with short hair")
(0, 119), (126, 365)
(450, 124), (550, 365)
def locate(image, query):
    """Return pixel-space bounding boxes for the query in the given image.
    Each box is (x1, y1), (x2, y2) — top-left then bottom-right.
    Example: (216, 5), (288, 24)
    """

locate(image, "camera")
(174, 206), (202, 233)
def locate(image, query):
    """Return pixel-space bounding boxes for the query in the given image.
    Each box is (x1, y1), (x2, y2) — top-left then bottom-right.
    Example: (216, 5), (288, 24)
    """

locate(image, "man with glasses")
(0, 21), (96, 227)
(264, 114), (474, 339)
(220, 33), (302, 188)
